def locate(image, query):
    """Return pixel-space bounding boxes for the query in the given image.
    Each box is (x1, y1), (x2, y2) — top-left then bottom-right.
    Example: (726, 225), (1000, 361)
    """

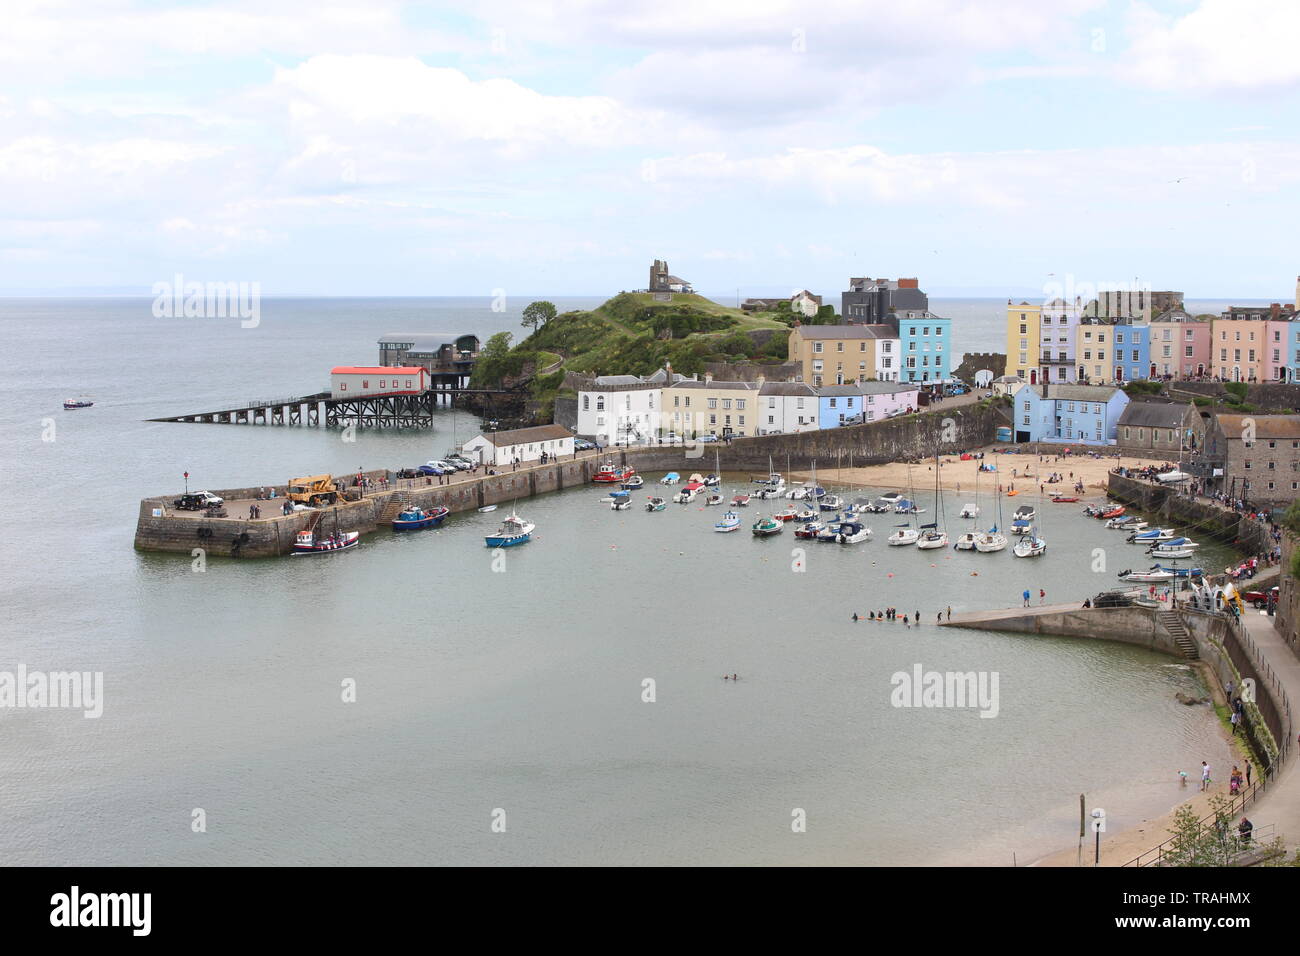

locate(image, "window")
(707, 398), (717, 409)
(836, 342), (844, 352)
(738, 416), (744, 426)
(596, 396), (605, 411)
(379, 380), (385, 388)
(362, 380), (369, 388)
(339, 382), (348, 391)
(813, 342), (823, 353)
(722, 399), (732, 410)
(768, 397), (775, 408)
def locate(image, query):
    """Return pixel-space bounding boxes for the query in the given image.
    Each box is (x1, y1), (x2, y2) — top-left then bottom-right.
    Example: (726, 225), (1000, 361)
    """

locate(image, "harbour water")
(0, 297), (1245, 865)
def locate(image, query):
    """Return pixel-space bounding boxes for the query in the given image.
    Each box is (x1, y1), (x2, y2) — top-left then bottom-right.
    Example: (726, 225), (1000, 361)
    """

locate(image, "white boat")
(1149, 548), (1195, 560)
(674, 487), (697, 504)
(1129, 527), (1176, 543)
(607, 490), (632, 510)
(1012, 533), (1046, 558)
(834, 521), (872, 544)
(974, 527), (1008, 553)
(959, 503), (980, 519)
(877, 492), (903, 505)
(1151, 537), (1199, 551)
(887, 525), (920, 546)
(1010, 518), (1033, 536)
(916, 527), (948, 550)
(954, 531), (978, 551)
(1107, 516), (1144, 530)
(1155, 470), (1192, 484)
(620, 475), (644, 490)
(704, 493), (724, 506)
(1121, 567), (1175, 583)
(1013, 504), (1036, 521)
(714, 511), (741, 532)
(818, 494), (843, 512)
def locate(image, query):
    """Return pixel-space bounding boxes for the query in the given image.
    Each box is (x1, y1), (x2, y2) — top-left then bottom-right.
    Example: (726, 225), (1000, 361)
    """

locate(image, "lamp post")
(1091, 808), (1106, 866)
(183, 471), (189, 494)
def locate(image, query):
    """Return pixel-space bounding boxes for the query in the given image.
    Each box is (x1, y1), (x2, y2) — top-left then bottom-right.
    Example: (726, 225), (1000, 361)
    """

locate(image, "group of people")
(851, 607), (952, 626)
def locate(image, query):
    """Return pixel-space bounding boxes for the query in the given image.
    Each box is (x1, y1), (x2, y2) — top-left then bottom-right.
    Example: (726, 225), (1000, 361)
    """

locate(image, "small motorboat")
(621, 475), (644, 490)
(954, 531), (978, 551)
(593, 461), (633, 483)
(673, 487), (697, 504)
(959, 503), (980, 519)
(975, 527), (1008, 553)
(1107, 516), (1143, 530)
(1012, 534), (1047, 558)
(1100, 505), (1125, 519)
(751, 515), (783, 537)
(1151, 537), (1199, 552)
(704, 493), (724, 506)
(774, 505), (800, 521)
(887, 525), (920, 546)
(292, 529), (360, 554)
(730, 493), (751, 507)
(688, 473), (706, 485)
(660, 472), (680, 485)
(894, 498), (921, 514)
(1050, 495), (1079, 503)
(1120, 567), (1175, 583)
(865, 497), (894, 513)
(755, 483), (785, 499)
(835, 521), (872, 544)
(794, 521), (825, 540)
(818, 494), (843, 512)
(1129, 527), (1176, 544)
(478, 505), (498, 513)
(916, 526), (949, 550)
(1149, 547), (1195, 560)
(63, 398), (94, 409)
(608, 490), (632, 510)
(1013, 505), (1036, 522)
(703, 474), (721, 487)
(714, 511), (741, 532)
(793, 507), (819, 522)
(878, 492), (903, 505)
(484, 510), (534, 547)
(1010, 518), (1032, 536)
(816, 524), (840, 542)
(646, 496), (667, 512)
(1153, 564), (1203, 579)
(392, 505), (449, 530)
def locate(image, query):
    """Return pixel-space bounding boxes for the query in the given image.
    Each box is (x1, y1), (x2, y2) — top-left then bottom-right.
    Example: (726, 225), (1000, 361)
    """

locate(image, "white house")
(330, 366), (429, 399)
(577, 382), (663, 445)
(757, 381), (820, 434)
(874, 336), (902, 382)
(462, 424), (575, 467)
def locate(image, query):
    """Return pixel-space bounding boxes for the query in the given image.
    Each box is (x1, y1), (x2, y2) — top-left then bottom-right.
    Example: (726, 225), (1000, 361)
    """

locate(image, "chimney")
(1295, 275), (1299, 310)
(704, 372), (713, 384)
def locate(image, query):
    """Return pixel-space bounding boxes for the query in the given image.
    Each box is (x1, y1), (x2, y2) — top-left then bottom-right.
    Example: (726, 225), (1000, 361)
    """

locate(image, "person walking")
(1230, 710), (1240, 735)
(946, 605), (952, 620)
(1245, 760), (1252, 788)
(1200, 761), (1211, 792)
(1023, 589), (1031, 608)
(1039, 588), (1046, 605)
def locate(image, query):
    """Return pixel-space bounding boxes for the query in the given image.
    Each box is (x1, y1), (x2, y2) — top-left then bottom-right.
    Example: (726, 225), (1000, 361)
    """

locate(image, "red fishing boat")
(591, 461), (634, 483)
(1100, 505), (1125, 519)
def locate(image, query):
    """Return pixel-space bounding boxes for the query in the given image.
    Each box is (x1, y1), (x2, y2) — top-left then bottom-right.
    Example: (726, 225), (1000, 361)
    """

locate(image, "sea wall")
(616, 404), (1001, 472)
(134, 459), (602, 558)
(1106, 474), (1273, 558)
(1279, 532), (1299, 654)
(946, 606), (1183, 656)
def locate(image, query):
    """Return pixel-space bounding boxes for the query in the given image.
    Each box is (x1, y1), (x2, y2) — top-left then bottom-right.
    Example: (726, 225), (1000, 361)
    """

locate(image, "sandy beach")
(789, 446), (1176, 501)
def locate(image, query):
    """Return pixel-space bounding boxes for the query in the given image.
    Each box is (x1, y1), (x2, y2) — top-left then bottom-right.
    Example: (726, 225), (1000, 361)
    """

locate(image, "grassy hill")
(471, 293), (798, 418)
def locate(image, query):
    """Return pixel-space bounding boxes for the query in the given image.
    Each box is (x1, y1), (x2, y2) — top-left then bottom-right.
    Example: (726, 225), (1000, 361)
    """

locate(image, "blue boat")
(660, 472), (680, 485)
(484, 510), (534, 547)
(1154, 564), (1204, 578)
(392, 505), (449, 531)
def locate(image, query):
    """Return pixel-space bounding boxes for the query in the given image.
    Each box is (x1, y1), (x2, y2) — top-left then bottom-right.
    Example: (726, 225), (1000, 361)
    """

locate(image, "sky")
(2, 0), (1300, 299)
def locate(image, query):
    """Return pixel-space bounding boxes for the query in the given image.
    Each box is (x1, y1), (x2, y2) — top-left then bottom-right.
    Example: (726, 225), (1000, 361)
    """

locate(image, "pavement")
(1236, 609), (1300, 851)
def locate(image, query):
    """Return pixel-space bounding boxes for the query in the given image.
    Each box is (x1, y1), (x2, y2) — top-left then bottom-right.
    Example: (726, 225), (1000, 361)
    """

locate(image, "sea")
(0, 295), (1247, 865)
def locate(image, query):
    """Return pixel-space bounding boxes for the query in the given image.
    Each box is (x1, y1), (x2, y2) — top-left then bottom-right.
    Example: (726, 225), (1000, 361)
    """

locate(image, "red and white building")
(330, 366), (429, 400)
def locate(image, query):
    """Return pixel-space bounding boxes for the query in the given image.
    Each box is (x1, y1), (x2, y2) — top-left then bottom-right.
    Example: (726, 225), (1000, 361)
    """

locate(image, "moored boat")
(1129, 527), (1176, 543)
(63, 398), (94, 409)
(674, 486), (698, 504)
(714, 511), (741, 532)
(751, 515), (783, 536)
(974, 527), (1008, 553)
(660, 472), (680, 485)
(730, 493), (751, 507)
(959, 503), (980, 519)
(916, 526), (948, 550)
(954, 531), (978, 551)
(608, 490), (632, 510)
(593, 461), (633, 483)
(1120, 566), (1175, 583)
(646, 496), (666, 512)
(794, 521), (824, 539)
(835, 521), (872, 544)
(818, 494), (843, 512)
(1013, 504), (1036, 521)
(292, 529), (360, 554)
(484, 510), (534, 547)
(1050, 494), (1079, 503)
(793, 507), (819, 522)
(887, 524), (919, 546)
(774, 505), (800, 521)
(704, 493), (724, 506)
(621, 475), (644, 490)
(1012, 532), (1046, 558)
(391, 505), (449, 530)
(1100, 505), (1125, 519)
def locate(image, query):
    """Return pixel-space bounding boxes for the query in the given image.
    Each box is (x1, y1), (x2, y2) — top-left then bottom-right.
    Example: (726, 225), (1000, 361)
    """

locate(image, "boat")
(1050, 495), (1079, 503)
(1154, 564), (1203, 579)
(608, 490), (632, 510)
(793, 507), (819, 522)
(959, 503), (980, 518)
(1010, 518), (1032, 536)
(688, 473), (706, 485)
(794, 521), (825, 540)
(916, 524), (948, 549)
(774, 505), (800, 521)
(835, 521), (872, 544)
(865, 497), (894, 513)
(391, 505), (449, 530)
(645, 496), (666, 512)
(752, 463), (784, 498)
(593, 461), (633, 483)
(704, 493), (724, 506)
(887, 523), (919, 546)
(292, 529), (360, 554)
(673, 487), (697, 504)
(484, 510), (534, 547)
(1100, 505), (1125, 519)
(1106, 516), (1143, 529)
(1012, 532), (1047, 558)
(1013, 504), (1036, 521)
(620, 475), (644, 490)
(714, 511), (741, 532)
(894, 498), (922, 514)
(1148, 547), (1195, 560)
(954, 531), (978, 551)
(877, 492), (903, 505)
(974, 526), (1008, 553)
(704, 474), (721, 487)
(1120, 566), (1176, 583)
(660, 472), (680, 485)
(1129, 527), (1176, 543)
(730, 493), (751, 507)
(818, 494), (843, 512)
(1155, 470), (1192, 484)
(751, 515), (783, 537)
(1151, 536), (1199, 551)
(816, 524), (841, 542)
(478, 505), (498, 513)
(63, 398), (94, 409)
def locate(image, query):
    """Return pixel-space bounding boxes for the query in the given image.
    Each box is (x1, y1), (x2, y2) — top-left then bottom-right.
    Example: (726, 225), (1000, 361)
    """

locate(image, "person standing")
(1200, 761), (1211, 792)
(1245, 760), (1252, 788)
(946, 605), (952, 620)
(1023, 589), (1031, 607)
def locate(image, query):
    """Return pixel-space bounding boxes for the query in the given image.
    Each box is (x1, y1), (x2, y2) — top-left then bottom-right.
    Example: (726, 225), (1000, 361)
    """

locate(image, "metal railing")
(1122, 786), (1275, 867)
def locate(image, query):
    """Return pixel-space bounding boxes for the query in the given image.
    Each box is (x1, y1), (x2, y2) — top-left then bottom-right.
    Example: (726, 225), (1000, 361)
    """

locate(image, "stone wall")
(1168, 381), (1300, 413)
(1279, 531), (1299, 654)
(1106, 474), (1272, 558)
(945, 606), (1182, 656)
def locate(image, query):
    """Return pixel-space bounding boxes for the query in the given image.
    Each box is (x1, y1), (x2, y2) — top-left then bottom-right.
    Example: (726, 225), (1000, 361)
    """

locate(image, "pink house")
(1150, 309), (1211, 379)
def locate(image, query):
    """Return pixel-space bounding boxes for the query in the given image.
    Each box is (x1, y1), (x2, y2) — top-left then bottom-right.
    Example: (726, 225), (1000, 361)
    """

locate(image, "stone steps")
(1158, 610), (1199, 660)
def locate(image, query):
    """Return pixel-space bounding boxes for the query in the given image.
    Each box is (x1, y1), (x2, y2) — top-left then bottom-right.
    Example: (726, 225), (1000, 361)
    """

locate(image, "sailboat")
(916, 449), (947, 549)
(975, 472), (1008, 553)
(1012, 487), (1046, 558)
(954, 463), (980, 551)
(887, 462), (920, 546)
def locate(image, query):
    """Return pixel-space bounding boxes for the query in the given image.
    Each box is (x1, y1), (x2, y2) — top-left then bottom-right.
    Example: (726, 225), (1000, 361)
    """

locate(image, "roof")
(1038, 383), (1123, 402)
(794, 324), (895, 340)
(666, 380), (758, 391)
(1117, 402), (1195, 429)
(1216, 414), (1300, 440)
(332, 366), (427, 375)
(474, 424), (575, 446)
(759, 381), (818, 396)
(593, 375), (643, 386)
(818, 382), (918, 397)
(993, 375), (1023, 383)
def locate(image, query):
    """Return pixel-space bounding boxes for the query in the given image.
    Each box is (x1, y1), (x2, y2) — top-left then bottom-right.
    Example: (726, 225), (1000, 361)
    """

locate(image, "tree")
(471, 331), (514, 387)
(1162, 795), (1238, 866)
(522, 300), (557, 333)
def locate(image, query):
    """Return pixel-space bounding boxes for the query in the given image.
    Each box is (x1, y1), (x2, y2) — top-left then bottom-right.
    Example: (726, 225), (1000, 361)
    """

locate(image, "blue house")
(896, 312), (952, 383)
(1113, 322), (1151, 382)
(1013, 384), (1130, 446)
(817, 382), (921, 428)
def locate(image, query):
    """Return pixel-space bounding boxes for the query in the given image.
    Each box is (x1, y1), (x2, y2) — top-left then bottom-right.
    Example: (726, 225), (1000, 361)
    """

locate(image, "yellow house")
(1005, 301), (1041, 381)
(787, 323), (896, 386)
(662, 376), (761, 438)
(1075, 321), (1113, 384)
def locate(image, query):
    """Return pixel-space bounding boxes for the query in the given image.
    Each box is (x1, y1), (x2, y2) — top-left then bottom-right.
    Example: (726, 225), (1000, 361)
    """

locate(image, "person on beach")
(937, 612), (943, 624)
(1039, 588), (1046, 605)
(1178, 770), (1188, 787)
(1023, 589), (1031, 607)
(946, 605), (952, 620)
(1201, 761), (1211, 792)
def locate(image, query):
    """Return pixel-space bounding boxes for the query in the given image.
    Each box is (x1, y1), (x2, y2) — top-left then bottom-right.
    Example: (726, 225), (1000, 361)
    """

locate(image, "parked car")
(662, 433), (683, 445)
(697, 434), (719, 443)
(173, 491), (224, 510)
(573, 438), (595, 451)
(418, 463), (448, 476)
(1243, 587), (1279, 609)
(396, 468), (422, 479)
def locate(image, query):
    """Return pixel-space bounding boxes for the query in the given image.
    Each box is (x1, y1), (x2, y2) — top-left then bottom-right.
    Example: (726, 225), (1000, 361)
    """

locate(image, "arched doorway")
(1029, 369), (1037, 385)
